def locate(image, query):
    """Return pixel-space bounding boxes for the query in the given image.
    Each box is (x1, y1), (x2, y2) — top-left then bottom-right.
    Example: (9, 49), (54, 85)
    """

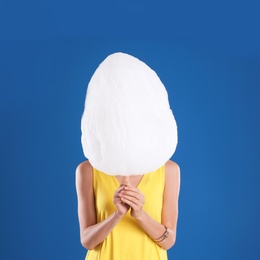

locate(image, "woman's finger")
(121, 194), (144, 208)
(121, 197), (139, 210)
(121, 189), (144, 202)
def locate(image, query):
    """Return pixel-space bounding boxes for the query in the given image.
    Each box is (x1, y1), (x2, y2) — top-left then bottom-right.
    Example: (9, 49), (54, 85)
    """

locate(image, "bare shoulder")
(76, 160), (92, 175)
(75, 160), (96, 235)
(165, 160), (180, 176)
(75, 160), (93, 186)
(164, 160), (181, 186)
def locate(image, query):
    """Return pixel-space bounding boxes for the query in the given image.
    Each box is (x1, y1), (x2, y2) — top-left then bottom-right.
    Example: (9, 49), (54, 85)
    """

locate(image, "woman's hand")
(120, 186), (145, 219)
(113, 185), (130, 216)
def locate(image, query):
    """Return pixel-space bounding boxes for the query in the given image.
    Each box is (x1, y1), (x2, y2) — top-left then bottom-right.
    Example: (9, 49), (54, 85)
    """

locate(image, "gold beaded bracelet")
(153, 226), (169, 243)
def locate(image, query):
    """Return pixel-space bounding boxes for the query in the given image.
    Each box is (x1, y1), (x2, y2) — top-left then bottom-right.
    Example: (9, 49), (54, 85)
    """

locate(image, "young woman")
(75, 159), (180, 260)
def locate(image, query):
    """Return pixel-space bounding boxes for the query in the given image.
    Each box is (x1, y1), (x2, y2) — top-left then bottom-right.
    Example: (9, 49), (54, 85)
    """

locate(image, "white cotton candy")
(81, 52), (177, 176)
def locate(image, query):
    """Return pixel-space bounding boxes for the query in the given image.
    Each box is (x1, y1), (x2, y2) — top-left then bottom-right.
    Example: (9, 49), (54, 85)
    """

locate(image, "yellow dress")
(86, 165), (167, 260)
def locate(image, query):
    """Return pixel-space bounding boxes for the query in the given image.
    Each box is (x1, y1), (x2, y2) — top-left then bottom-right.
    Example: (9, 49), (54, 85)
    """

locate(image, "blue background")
(1, 0), (260, 259)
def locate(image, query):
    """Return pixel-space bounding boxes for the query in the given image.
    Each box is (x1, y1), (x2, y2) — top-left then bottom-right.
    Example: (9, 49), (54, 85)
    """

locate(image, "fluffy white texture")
(81, 52), (177, 176)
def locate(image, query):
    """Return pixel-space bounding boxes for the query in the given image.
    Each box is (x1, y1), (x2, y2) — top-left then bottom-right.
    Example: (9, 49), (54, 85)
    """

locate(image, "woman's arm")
(75, 161), (128, 250)
(120, 160), (180, 250)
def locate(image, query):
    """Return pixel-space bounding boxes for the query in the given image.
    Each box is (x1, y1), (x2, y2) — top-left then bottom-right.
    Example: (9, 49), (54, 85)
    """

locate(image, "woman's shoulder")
(165, 160), (180, 171)
(164, 160), (180, 181)
(75, 160), (93, 180)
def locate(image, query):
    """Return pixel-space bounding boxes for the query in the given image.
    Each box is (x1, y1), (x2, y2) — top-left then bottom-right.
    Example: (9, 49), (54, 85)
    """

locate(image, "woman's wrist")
(114, 210), (126, 219)
(132, 209), (145, 221)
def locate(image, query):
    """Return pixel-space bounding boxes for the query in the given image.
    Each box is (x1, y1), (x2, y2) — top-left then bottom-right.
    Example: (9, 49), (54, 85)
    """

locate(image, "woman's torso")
(85, 165), (167, 260)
